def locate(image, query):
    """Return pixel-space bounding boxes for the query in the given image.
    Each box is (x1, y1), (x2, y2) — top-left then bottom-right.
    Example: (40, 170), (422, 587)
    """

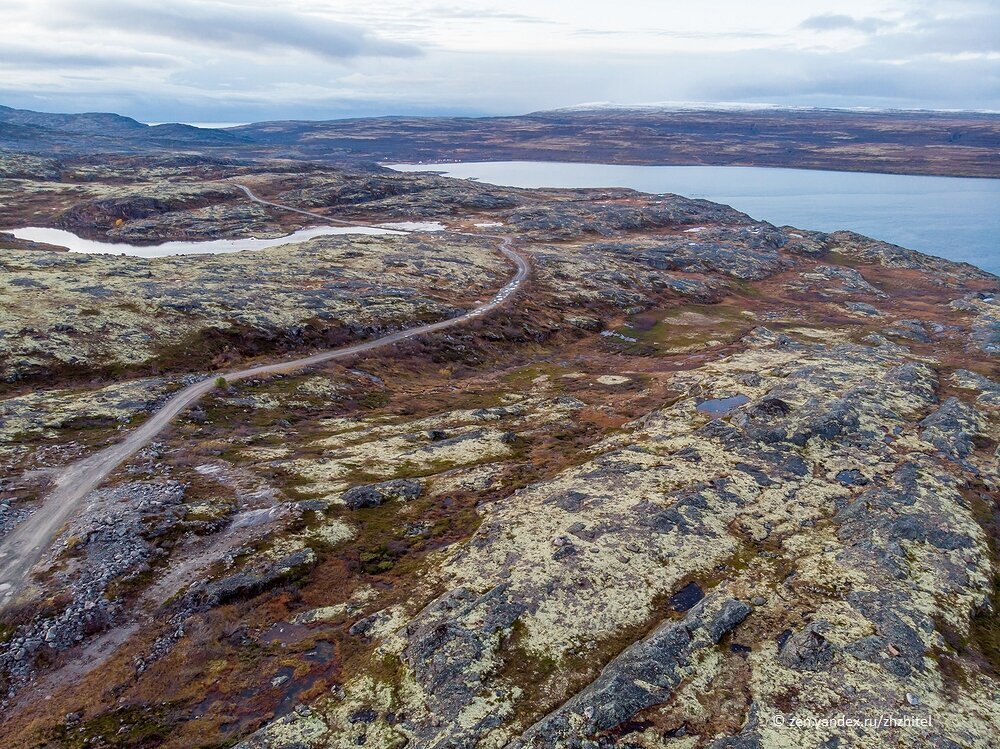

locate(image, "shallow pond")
(696, 394), (751, 416)
(6, 224), (410, 258)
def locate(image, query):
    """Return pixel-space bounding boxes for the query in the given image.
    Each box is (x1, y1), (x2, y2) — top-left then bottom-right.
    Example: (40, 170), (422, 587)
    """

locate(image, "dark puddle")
(207, 641), (338, 734)
(260, 621), (311, 646)
(303, 640), (334, 663)
(696, 394), (750, 416)
(275, 642), (335, 717)
(776, 629), (793, 649)
(669, 582), (705, 612)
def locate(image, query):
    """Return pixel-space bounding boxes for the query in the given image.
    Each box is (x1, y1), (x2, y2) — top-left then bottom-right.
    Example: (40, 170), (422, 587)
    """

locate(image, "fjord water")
(389, 162), (1000, 275)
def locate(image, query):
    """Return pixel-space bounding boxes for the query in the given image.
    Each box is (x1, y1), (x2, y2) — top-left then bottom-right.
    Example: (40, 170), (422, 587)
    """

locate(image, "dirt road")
(0, 185), (528, 609)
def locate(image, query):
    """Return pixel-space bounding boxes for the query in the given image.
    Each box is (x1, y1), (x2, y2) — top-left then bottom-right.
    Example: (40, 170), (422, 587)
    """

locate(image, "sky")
(0, 0), (997, 122)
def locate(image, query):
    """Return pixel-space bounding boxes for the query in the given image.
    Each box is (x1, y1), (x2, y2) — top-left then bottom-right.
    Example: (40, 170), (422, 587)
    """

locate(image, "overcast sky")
(1, 0), (997, 122)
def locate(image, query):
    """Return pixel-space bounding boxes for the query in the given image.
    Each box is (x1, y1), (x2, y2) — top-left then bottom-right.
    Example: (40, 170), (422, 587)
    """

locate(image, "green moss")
(51, 705), (174, 749)
(103, 569), (156, 601)
(184, 509), (226, 524)
(499, 619), (560, 688)
(725, 279), (765, 299)
(356, 390), (391, 410)
(359, 544), (397, 574)
(823, 250), (865, 269)
(605, 303), (749, 356)
(967, 487), (1000, 676)
(500, 363), (568, 387)
(499, 592), (674, 729)
(117, 301), (145, 315)
(969, 578), (1000, 676)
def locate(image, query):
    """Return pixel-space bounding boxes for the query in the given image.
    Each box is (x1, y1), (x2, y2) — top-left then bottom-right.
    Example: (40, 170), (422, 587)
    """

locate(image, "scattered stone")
(845, 301), (883, 317)
(885, 319), (931, 343)
(836, 469), (869, 487)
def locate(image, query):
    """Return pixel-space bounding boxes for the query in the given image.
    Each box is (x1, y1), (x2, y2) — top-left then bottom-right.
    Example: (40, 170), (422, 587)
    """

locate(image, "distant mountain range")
(544, 101), (1000, 115)
(2, 103), (998, 178)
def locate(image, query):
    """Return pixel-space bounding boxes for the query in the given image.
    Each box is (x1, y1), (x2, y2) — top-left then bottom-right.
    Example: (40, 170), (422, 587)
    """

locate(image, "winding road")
(0, 185), (529, 610)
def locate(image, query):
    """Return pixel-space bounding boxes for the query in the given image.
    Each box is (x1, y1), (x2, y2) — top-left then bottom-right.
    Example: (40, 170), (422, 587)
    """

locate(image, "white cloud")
(54, 0), (421, 60)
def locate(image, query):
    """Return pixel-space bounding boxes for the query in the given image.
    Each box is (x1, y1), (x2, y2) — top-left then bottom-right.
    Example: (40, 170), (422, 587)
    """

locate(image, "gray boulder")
(515, 595), (750, 747)
(342, 479), (422, 509)
(778, 621), (835, 671)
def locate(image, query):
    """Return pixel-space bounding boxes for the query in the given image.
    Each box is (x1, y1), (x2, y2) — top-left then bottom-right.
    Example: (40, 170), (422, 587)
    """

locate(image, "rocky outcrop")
(799, 264), (886, 297)
(404, 585), (526, 736)
(277, 332), (998, 748)
(953, 368), (1000, 407)
(920, 396), (987, 461)
(777, 620), (835, 671)
(504, 195), (754, 240)
(514, 596), (750, 747)
(3, 158), (998, 749)
(829, 231), (997, 283)
(885, 318), (932, 343)
(188, 548), (317, 609)
(951, 293), (1000, 354)
(588, 230), (790, 280)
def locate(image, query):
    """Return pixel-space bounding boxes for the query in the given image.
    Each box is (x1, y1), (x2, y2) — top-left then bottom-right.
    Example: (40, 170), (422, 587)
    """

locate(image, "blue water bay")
(389, 161), (1000, 275)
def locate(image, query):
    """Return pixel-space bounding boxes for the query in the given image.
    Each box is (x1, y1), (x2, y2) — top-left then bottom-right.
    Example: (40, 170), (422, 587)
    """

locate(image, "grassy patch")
(607, 303), (749, 355)
(500, 362), (569, 387)
(967, 484), (1000, 677)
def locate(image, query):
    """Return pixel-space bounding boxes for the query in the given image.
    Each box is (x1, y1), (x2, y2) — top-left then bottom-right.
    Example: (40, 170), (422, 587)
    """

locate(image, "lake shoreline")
(388, 161), (1000, 275)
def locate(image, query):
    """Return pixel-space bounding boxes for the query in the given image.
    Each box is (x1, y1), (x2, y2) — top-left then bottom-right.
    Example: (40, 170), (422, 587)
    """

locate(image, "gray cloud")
(693, 48), (999, 106)
(0, 45), (176, 70)
(799, 14), (895, 34)
(874, 11), (1000, 56)
(56, 0), (421, 61)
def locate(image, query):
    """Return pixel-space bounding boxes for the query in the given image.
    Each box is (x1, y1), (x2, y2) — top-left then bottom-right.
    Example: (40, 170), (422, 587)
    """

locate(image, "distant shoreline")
(3, 104), (998, 180)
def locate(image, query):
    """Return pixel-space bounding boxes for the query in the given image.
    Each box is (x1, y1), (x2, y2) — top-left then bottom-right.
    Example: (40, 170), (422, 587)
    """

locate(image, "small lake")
(388, 161), (1000, 276)
(6, 225), (408, 258)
